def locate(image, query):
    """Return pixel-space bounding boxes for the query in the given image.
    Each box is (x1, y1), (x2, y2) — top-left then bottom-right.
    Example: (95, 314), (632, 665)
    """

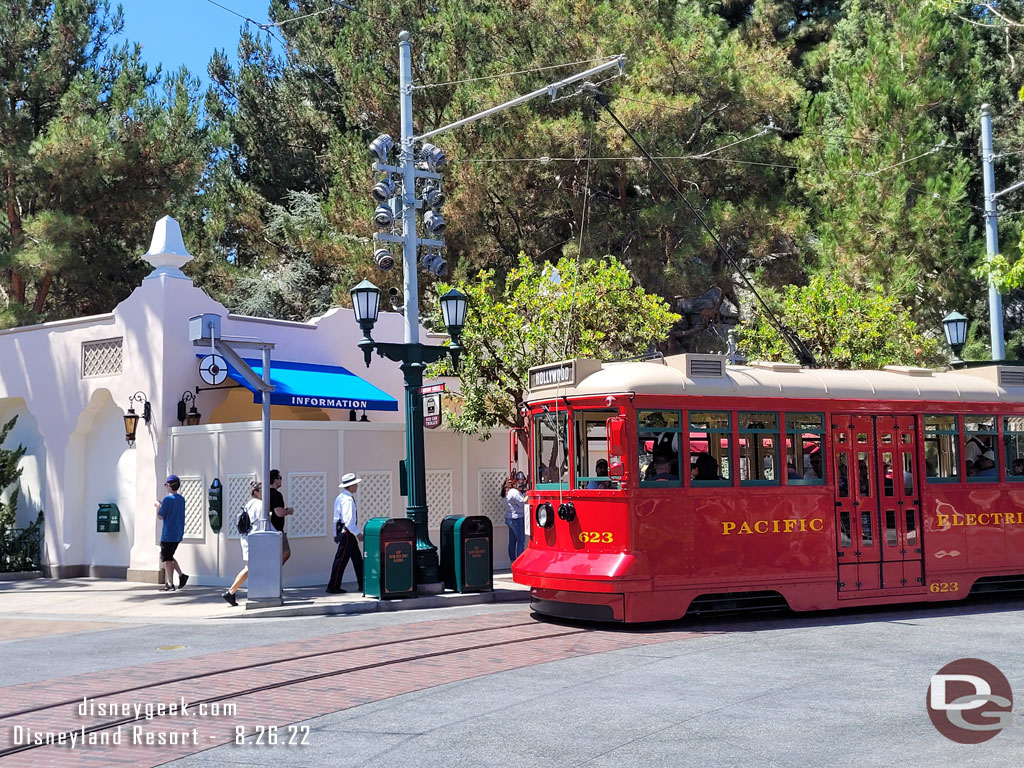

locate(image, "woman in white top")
(502, 474), (527, 562)
(222, 481), (261, 607)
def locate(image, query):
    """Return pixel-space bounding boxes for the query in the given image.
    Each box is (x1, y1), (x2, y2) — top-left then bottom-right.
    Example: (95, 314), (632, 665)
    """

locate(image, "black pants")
(328, 529), (363, 591)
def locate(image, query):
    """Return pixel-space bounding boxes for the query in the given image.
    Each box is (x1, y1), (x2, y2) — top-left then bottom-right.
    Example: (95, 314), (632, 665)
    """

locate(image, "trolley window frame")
(637, 409), (683, 488)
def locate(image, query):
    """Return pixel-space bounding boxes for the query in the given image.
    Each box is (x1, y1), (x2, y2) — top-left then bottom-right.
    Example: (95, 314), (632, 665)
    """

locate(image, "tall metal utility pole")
(980, 103), (1015, 361)
(360, 32), (625, 591)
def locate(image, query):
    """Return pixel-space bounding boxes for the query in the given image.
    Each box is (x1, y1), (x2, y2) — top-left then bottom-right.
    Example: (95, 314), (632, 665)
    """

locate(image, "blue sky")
(115, 0), (276, 84)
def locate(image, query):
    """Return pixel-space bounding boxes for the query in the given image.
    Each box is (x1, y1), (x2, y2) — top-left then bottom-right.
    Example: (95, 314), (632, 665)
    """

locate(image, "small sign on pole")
(421, 383), (446, 395)
(423, 392), (442, 429)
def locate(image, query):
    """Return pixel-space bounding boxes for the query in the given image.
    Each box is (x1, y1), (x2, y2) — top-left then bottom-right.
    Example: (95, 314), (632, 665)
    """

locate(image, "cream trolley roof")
(524, 354), (1024, 405)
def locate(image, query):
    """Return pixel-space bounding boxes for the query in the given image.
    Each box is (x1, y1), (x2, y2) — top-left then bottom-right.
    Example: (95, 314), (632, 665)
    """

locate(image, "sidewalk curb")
(225, 588), (530, 619)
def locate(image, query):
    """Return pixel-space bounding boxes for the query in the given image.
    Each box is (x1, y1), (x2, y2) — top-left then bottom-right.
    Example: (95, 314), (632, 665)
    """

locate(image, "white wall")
(81, 391), (136, 569)
(167, 420), (510, 587)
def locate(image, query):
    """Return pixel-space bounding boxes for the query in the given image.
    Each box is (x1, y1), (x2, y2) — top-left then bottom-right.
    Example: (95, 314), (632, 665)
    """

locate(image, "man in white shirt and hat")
(327, 472), (364, 593)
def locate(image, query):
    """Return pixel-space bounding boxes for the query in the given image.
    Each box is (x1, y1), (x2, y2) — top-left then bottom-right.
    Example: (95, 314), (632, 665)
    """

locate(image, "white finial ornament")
(143, 215), (192, 279)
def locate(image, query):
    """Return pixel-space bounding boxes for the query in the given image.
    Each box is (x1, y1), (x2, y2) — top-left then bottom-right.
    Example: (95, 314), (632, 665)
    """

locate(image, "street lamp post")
(351, 280), (467, 588)
(355, 33), (623, 590)
(942, 311), (969, 368)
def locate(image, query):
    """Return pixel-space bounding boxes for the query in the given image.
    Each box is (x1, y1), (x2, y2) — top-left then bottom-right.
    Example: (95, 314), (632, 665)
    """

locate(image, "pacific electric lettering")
(289, 397), (369, 409)
(721, 518), (825, 535)
(937, 512), (1024, 527)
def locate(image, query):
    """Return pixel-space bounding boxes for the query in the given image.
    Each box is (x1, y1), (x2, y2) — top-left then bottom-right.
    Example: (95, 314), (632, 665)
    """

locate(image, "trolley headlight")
(557, 502), (576, 522)
(534, 502), (555, 529)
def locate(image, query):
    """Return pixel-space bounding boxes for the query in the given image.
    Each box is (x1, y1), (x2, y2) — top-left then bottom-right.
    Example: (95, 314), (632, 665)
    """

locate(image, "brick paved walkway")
(0, 610), (702, 767)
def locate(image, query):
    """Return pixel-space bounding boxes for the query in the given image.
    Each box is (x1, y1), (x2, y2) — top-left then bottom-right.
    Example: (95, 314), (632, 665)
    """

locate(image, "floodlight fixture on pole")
(373, 203), (396, 229)
(423, 181), (445, 210)
(420, 248), (447, 277)
(423, 210), (446, 234)
(373, 247), (396, 271)
(419, 142), (447, 171)
(371, 175), (396, 202)
(369, 133), (394, 163)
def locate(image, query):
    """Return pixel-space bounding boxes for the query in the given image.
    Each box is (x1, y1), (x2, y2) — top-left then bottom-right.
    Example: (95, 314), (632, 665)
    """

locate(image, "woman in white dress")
(222, 481), (261, 607)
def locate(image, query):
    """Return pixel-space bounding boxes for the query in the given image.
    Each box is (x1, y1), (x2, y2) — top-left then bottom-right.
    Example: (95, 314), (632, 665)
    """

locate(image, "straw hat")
(339, 472), (362, 489)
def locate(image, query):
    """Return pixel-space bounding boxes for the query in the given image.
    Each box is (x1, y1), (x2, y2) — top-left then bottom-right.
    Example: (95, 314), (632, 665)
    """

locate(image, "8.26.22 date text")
(235, 725), (310, 746)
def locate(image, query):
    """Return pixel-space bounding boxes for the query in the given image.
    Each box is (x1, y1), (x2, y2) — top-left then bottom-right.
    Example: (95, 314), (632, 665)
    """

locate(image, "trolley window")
(575, 410), (619, 490)
(964, 416), (997, 481)
(638, 409), (681, 487)
(739, 412), (778, 486)
(785, 413), (825, 486)
(1005, 416), (1024, 481)
(924, 415), (959, 482)
(690, 411), (731, 486)
(534, 410), (569, 490)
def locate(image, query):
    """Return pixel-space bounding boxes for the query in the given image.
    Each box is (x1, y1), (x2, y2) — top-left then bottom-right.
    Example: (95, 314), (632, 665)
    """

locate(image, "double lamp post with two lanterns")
(349, 279), (467, 590)
(348, 31), (624, 590)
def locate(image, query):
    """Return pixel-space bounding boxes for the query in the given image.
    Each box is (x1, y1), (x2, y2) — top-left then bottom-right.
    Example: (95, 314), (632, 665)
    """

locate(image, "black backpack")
(237, 505), (252, 535)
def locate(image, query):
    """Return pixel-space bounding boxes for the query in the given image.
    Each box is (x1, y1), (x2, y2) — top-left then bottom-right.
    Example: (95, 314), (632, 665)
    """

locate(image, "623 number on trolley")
(579, 531), (613, 544)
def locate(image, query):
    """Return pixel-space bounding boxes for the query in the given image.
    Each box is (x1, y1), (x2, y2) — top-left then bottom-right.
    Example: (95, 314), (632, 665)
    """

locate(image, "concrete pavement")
(0, 570), (528, 625)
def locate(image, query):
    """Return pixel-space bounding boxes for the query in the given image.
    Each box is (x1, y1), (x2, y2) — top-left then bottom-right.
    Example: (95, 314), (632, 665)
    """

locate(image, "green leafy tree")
(0, 0), (212, 328)
(0, 417), (25, 530)
(426, 254), (680, 439)
(740, 274), (944, 368)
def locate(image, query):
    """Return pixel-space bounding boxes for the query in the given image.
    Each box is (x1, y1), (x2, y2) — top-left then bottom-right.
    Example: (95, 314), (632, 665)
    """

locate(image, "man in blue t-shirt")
(155, 475), (188, 591)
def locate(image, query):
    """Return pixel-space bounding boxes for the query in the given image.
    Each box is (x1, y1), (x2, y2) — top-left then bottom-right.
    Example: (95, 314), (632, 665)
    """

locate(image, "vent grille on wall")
(687, 357), (725, 378)
(999, 368), (1024, 388)
(82, 338), (123, 378)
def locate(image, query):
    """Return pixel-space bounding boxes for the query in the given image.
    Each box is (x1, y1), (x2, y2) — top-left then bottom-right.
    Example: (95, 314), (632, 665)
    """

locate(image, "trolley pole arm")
(414, 56), (626, 144)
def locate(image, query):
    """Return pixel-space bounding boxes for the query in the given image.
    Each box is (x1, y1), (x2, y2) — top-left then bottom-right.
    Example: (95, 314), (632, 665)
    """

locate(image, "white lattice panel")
(226, 473), (256, 539)
(359, 471), (393, 522)
(426, 469), (453, 529)
(179, 476), (205, 540)
(81, 338), (123, 377)
(287, 472), (326, 538)
(478, 469), (508, 526)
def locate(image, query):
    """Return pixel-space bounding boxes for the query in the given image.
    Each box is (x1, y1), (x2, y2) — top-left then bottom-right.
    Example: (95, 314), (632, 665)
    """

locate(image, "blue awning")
(202, 356), (399, 412)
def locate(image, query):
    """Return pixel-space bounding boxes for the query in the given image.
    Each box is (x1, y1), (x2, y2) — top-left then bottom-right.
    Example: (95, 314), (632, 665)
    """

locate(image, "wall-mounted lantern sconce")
(177, 390), (201, 426)
(124, 391), (151, 446)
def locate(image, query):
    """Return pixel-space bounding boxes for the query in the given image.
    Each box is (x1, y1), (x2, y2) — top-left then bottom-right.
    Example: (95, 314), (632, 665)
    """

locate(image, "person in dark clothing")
(692, 453), (721, 482)
(155, 475), (187, 591)
(268, 469), (294, 564)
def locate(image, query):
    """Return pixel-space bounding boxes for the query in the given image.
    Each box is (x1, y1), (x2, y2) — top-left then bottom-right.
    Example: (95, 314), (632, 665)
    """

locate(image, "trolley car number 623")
(579, 531), (613, 544)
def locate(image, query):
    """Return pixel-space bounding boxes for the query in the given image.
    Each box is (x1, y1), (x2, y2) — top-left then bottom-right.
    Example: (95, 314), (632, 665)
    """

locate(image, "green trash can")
(440, 515), (493, 593)
(363, 517), (416, 599)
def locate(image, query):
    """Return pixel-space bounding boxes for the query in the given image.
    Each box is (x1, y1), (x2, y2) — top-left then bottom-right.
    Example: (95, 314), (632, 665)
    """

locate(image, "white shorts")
(239, 535), (249, 562)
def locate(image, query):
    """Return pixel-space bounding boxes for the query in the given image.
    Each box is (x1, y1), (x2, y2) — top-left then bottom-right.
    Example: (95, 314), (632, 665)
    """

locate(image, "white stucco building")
(0, 217), (510, 586)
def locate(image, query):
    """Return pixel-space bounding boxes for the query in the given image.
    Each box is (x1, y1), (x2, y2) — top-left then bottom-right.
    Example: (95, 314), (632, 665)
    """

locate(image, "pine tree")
(0, 0), (212, 327)
(197, 0), (813, 349)
(794, 1), (983, 329)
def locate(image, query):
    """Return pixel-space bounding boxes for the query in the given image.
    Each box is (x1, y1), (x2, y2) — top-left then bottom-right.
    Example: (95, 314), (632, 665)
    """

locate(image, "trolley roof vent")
(883, 365), (934, 377)
(999, 368), (1024, 388)
(683, 354), (726, 378)
(747, 360), (801, 372)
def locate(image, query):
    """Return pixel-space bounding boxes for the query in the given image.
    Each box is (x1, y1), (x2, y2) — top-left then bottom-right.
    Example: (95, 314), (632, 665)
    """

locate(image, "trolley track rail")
(0, 618), (592, 760)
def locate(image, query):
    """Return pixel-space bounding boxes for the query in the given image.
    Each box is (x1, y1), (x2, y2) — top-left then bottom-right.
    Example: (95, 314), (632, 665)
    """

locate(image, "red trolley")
(511, 354), (1024, 622)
